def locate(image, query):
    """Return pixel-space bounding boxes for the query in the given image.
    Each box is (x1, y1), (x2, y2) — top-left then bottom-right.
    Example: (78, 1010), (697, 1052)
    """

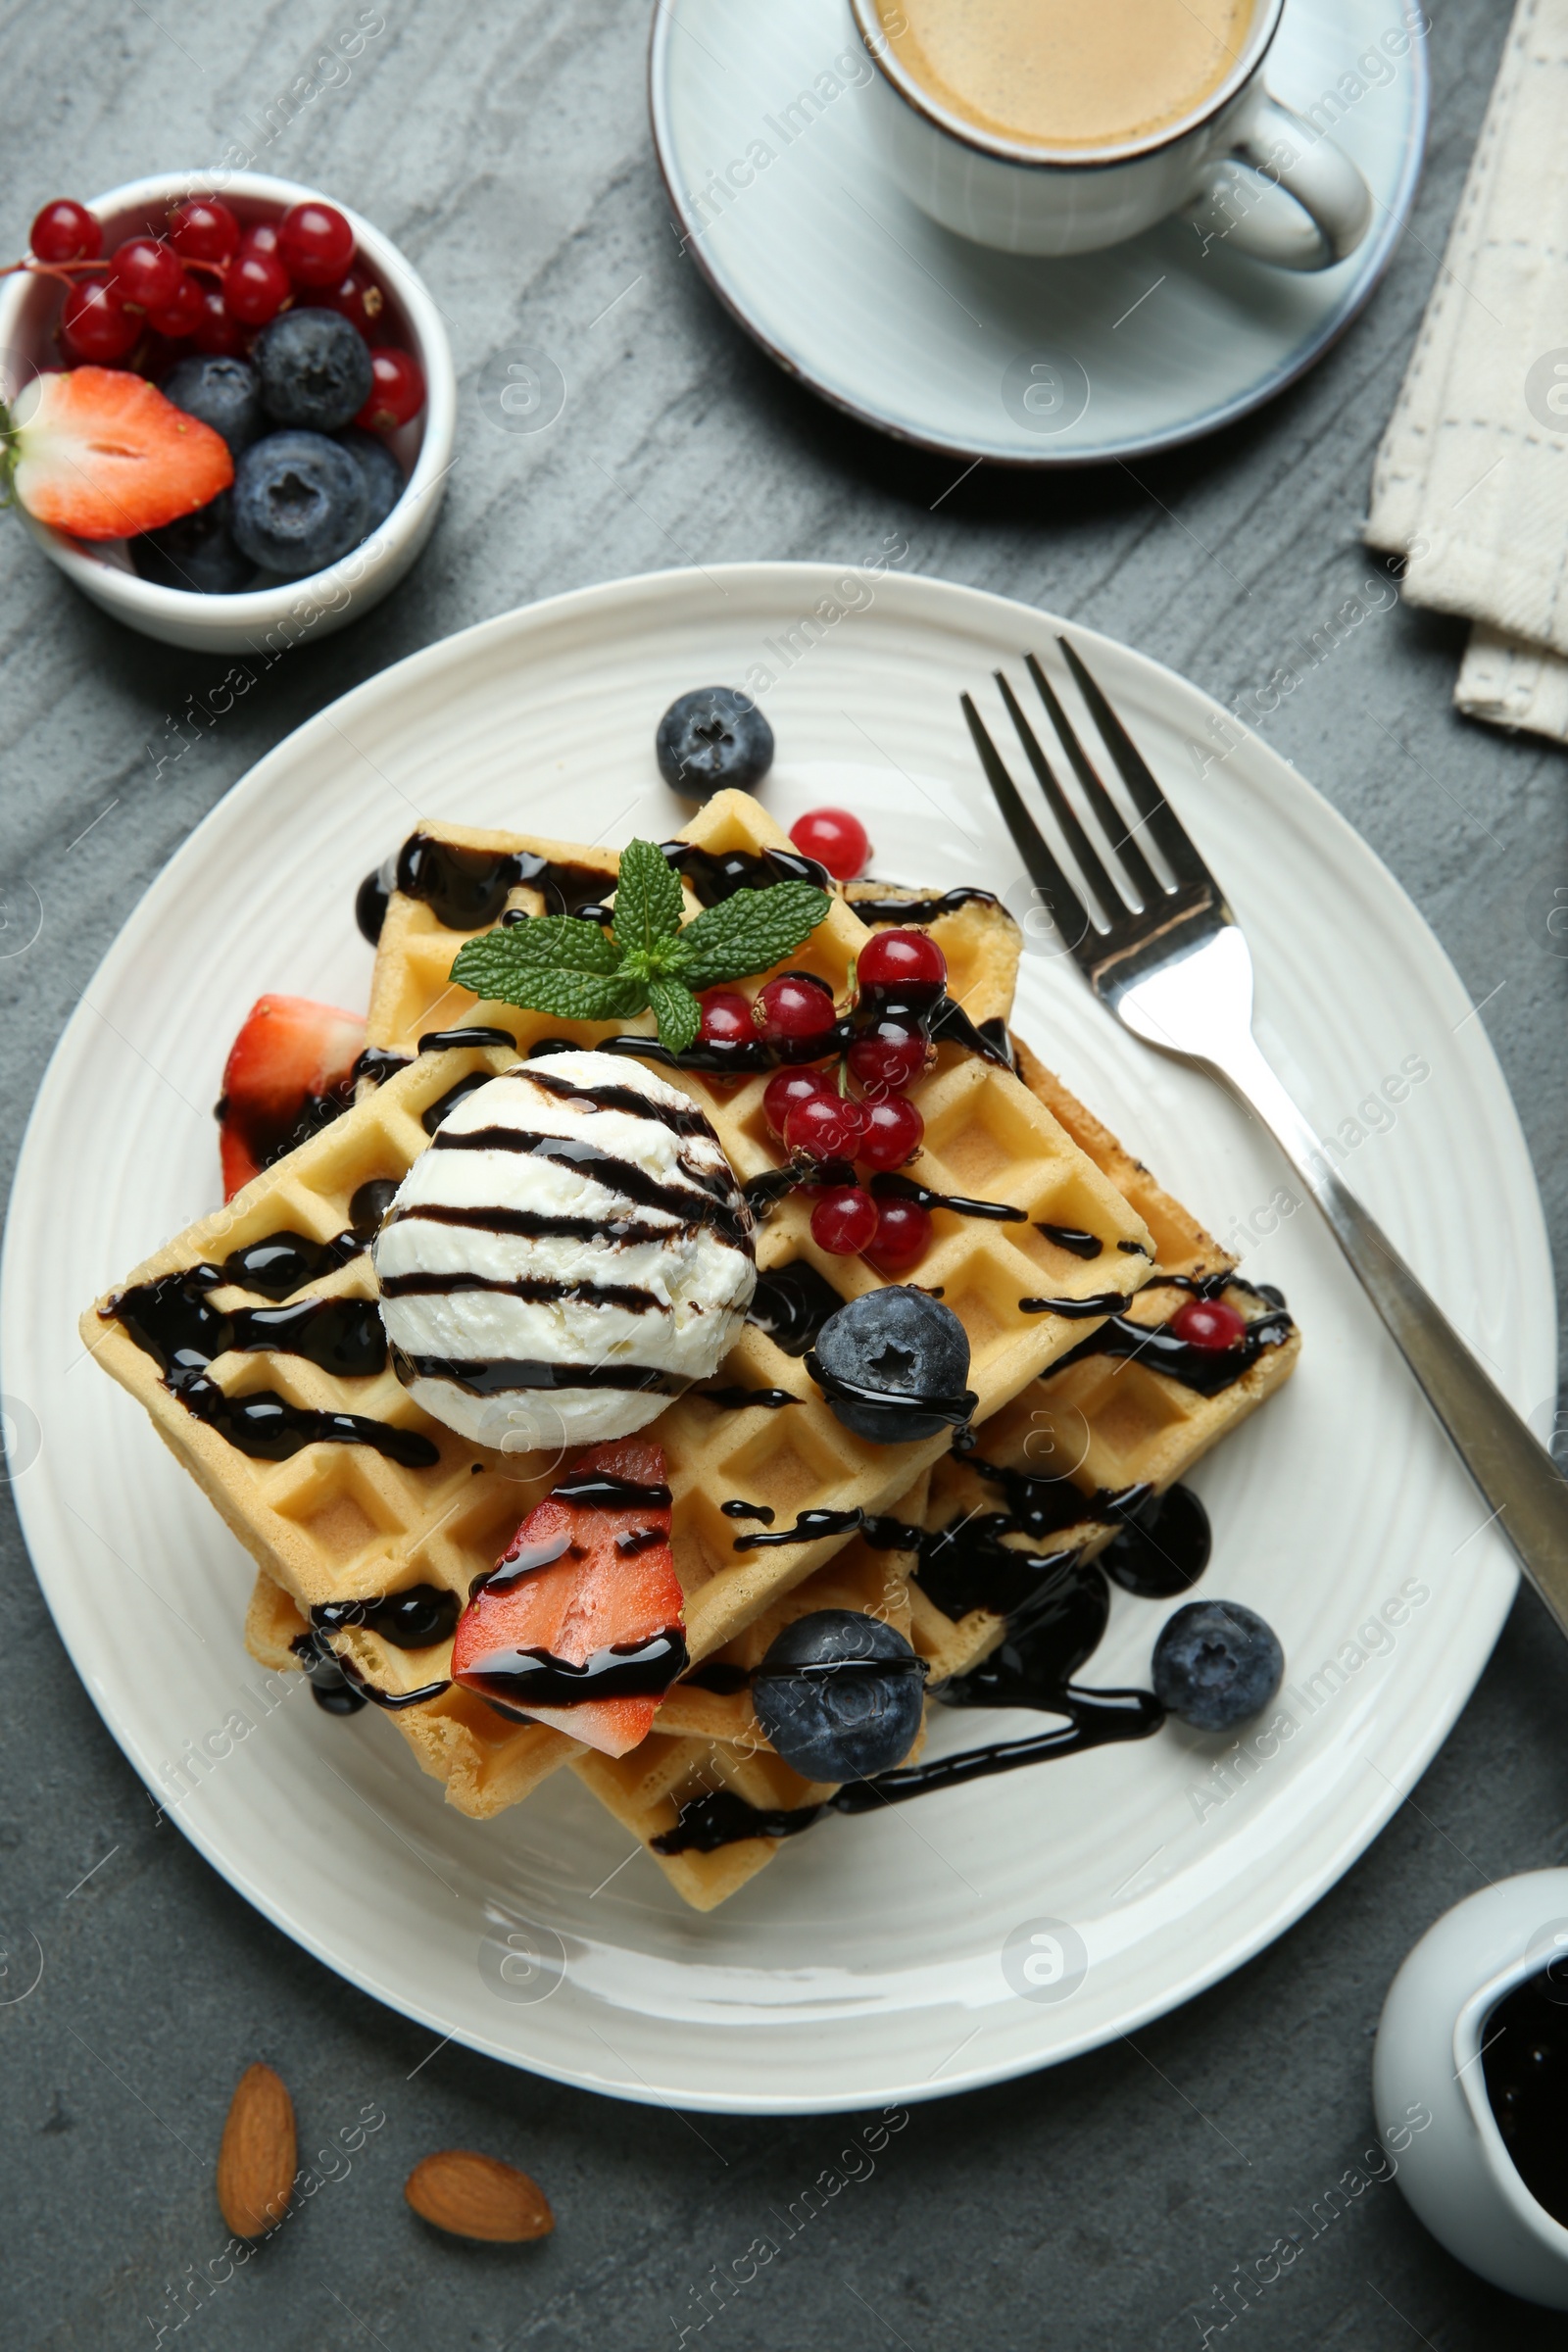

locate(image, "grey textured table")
(4, 3), (1566, 2347)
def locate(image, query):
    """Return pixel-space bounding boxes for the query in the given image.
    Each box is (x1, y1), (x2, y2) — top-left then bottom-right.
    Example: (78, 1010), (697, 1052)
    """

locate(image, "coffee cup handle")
(1187, 89), (1374, 271)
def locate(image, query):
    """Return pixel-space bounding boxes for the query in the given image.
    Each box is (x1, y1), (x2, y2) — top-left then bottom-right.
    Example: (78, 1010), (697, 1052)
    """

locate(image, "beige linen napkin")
(1367, 0), (1568, 742)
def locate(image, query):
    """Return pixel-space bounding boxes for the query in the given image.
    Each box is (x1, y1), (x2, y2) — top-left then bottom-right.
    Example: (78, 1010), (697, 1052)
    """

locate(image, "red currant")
(1170, 1297), (1248, 1351)
(278, 201), (356, 289)
(848, 1021), (927, 1100)
(191, 285), (247, 356)
(785, 1092), (866, 1162)
(865, 1198), (931, 1272)
(757, 972), (837, 1050)
(145, 267), (205, 338)
(810, 1186), (880, 1256)
(168, 197), (240, 264)
(857, 928), (947, 998)
(356, 347), (425, 431)
(110, 236), (182, 314)
(60, 277), (139, 363)
(224, 247), (292, 326)
(762, 1067), (836, 1139)
(858, 1097), (924, 1170)
(790, 807), (869, 881)
(30, 199), (101, 265)
(236, 221), (282, 261)
(698, 991), (755, 1047)
(316, 263), (385, 334)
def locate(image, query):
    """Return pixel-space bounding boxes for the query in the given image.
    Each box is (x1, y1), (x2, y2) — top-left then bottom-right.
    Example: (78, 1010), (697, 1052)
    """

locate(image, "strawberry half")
(218, 994), (366, 1200)
(1, 366), (232, 541)
(452, 1440), (685, 1760)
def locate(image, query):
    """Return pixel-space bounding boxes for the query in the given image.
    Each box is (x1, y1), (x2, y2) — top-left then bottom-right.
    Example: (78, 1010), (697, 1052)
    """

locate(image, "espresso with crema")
(876, 0), (1256, 150)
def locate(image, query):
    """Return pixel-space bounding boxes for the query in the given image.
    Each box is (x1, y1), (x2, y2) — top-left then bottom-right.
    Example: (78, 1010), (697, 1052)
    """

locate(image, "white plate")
(650, 0), (1428, 465)
(5, 564), (1547, 2115)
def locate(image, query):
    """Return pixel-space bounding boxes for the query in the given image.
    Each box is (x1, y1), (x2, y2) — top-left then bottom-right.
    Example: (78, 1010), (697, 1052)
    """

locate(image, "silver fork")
(964, 640), (1568, 1632)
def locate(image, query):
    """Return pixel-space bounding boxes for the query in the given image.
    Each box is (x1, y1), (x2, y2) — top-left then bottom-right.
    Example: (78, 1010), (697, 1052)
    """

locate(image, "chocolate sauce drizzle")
(871, 1172), (1026, 1224)
(457, 1629), (689, 1709)
(393, 1348), (691, 1400)
(394, 833), (613, 927)
(848, 885), (1003, 925)
(1018, 1291), (1134, 1320)
(105, 1258), (437, 1467)
(521, 1063), (719, 1142)
(1036, 1223), (1103, 1260)
(426, 1126), (753, 1250)
(658, 1453), (1215, 1853)
(421, 1072), (497, 1135)
(417, 1025), (517, 1054)
(729, 1505), (927, 1555)
(220, 1178), (396, 1300)
(661, 839), (829, 905)
(293, 1631), (449, 1709)
(1053, 1298), (1295, 1396)
(694, 1385), (802, 1412)
(746, 1260), (846, 1356)
(311, 1584), (462, 1648)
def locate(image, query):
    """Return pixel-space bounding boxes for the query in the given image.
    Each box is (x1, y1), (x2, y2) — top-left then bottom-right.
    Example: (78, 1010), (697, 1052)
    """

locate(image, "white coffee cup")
(847, 0), (1377, 270)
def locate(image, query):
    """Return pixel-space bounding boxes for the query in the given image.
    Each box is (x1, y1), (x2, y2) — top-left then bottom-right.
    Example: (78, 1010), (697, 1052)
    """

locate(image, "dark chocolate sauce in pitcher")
(1483, 1969), (1568, 2228)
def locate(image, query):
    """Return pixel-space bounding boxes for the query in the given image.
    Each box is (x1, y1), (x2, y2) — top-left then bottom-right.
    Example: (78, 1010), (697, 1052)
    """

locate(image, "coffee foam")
(877, 0), (1256, 152)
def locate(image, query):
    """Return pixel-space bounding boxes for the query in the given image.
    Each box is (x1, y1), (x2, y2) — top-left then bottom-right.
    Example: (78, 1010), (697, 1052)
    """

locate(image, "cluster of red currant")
(19, 196), (423, 428)
(705, 927), (949, 1272)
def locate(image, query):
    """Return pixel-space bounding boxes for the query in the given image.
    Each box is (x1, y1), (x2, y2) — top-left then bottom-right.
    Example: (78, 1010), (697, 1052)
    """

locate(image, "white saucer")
(650, 0), (1429, 466)
(7, 565), (1545, 2115)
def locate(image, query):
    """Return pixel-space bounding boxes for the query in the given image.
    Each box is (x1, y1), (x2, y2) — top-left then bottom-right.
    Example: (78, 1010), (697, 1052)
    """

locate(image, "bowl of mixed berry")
(0, 171), (455, 651)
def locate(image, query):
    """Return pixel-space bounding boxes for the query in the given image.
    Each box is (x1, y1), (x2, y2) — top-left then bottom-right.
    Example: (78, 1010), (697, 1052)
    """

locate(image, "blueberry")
(131, 493), (258, 595)
(161, 354), (264, 454)
(253, 308), (373, 432)
(808, 1286), (974, 1445)
(1152, 1600), (1284, 1733)
(335, 427), (404, 533)
(231, 431), (368, 576)
(656, 687), (774, 801)
(753, 1610), (926, 1782)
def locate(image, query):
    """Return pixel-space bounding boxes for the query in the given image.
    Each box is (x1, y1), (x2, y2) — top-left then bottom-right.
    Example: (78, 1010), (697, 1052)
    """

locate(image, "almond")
(405, 2149), (554, 2243)
(216, 2063), (296, 2240)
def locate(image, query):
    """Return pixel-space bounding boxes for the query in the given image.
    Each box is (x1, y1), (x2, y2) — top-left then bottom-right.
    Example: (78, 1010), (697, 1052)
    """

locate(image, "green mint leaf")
(676, 882), (832, 990)
(451, 920), (622, 1008)
(457, 962), (650, 1024)
(646, 976), (702, 1056)
(611, 838), (685, 956)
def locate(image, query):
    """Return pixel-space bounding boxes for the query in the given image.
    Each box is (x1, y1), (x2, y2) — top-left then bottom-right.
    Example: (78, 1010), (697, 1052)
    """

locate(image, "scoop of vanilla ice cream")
(373, 1051), (757, 1449)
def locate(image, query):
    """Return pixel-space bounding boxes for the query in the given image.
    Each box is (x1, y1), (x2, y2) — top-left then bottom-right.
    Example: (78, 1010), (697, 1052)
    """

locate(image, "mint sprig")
(449, 839), (831, 1052)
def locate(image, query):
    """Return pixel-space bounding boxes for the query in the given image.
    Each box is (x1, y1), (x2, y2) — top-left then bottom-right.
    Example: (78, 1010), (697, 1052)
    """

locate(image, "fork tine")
(1025, 654), (1163, 908)
(960, 693), (1092, 956)
(1056, 639), (1217, 896)
(995, 672), (1124, 926)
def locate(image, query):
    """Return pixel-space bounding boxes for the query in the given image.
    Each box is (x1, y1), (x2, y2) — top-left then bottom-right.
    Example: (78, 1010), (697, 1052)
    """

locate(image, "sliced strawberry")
(452, 1439), (685, 1760)
(2, 366), (232, 540)
(218, 994), (366, 1200)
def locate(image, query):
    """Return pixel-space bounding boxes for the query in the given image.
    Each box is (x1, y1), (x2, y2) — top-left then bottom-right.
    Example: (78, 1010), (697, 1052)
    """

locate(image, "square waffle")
(85, 813), (1156, 1820)
(554, 1037), (1301, 1911)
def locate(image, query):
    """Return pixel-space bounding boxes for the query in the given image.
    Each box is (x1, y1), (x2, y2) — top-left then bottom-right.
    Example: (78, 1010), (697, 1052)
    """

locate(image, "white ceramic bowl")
(0, 171), (456, 653)
(1374, 1871), (1568, 2308)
